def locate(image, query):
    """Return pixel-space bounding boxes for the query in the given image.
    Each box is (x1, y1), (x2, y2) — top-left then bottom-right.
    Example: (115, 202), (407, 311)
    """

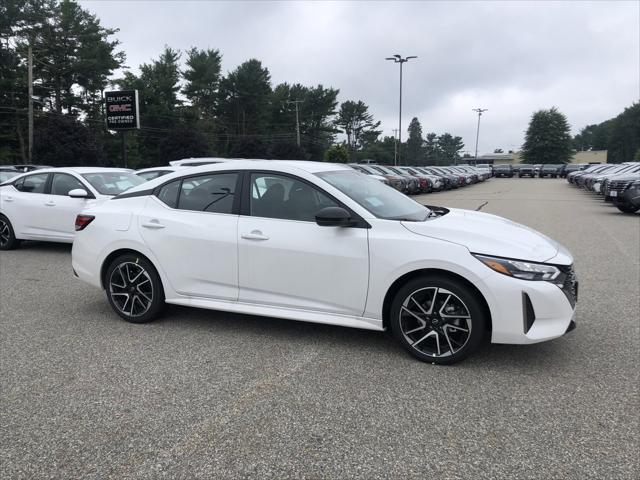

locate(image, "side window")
(156, 180), (180, 208)
(51, 173), (86, 196)
(178, 173), (238, 213)
(249, 173), (338, 222)
(15, 173), (48, 193)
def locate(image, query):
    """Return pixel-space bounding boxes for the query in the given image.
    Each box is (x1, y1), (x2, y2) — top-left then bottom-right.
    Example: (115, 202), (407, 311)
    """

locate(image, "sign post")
(105, 90), (140, 168)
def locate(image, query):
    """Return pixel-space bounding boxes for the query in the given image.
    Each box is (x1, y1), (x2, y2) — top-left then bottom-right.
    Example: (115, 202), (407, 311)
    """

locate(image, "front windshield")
(82, 172), (145, 195)
(0, 171), (20, 183)
(317, 170), (430, 221)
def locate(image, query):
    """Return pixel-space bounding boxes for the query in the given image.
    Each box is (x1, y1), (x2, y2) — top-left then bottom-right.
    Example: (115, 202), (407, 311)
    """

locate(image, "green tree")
(20, 0), (124, 115)
(334, 100), (381, 160)
(606, 103), (640, 164)
(521, 107), (573, 164)
(406, 117), (424, 165)
(217, 59), (272, 156)
(324, 143), (349, 163)
(33, 113), (106, 166)
(424, 132), (440, 164)
(437, 133), (464, 164)
(182, 47), (222, 120)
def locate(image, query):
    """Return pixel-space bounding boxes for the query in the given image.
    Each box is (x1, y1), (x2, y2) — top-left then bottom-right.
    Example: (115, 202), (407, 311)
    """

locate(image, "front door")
(41, 173), (92, 240)
(238, 172), (369, 316)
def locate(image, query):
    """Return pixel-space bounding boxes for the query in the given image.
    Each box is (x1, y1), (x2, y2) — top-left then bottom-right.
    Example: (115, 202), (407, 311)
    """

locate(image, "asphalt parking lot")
(1, 178), (638, 479)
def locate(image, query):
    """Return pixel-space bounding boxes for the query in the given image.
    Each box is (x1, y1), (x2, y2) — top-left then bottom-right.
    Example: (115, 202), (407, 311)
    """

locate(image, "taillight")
(75, 215), (95, 231)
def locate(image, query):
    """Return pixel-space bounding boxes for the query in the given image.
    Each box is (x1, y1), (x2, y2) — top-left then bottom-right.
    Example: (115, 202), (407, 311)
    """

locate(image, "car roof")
(28, 167), (134, 175)
(122, 160), (353, 194)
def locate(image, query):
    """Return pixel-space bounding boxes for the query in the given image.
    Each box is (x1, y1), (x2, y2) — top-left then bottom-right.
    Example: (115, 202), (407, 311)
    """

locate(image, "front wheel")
(0, 215), (20, 250)
(105, 253), (166, 323)
(616, 203), (639, 214)
(389, 276), (487, 365)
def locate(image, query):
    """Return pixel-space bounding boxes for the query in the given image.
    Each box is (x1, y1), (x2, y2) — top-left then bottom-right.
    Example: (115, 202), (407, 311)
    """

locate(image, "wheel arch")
(382, 268), (492, 332)
(100, 248), (162, 290)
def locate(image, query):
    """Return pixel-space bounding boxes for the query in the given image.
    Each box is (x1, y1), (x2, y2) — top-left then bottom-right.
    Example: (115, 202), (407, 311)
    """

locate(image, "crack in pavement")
(475, 201), (489, 211)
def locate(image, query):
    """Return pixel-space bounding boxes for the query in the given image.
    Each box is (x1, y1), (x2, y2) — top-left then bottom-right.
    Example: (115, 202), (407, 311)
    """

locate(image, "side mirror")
(68, 188), (89, 199)
(315, 206), (354, 227)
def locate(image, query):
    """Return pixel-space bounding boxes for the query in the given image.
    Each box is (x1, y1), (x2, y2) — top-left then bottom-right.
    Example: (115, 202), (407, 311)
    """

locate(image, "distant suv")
(539, 164), (561, 178)
(518, 164), (535, 178)
(604, 174), (640, 213)
(493, 164), (514, 178)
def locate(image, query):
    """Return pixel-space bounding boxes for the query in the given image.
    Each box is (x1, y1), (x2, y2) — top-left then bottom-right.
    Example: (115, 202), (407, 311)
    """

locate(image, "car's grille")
(608, 180), (632, 195)
(557, 264), (578, 308)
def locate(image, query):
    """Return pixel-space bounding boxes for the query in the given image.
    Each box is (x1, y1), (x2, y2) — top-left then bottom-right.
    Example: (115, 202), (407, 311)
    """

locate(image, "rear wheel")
(0, 215), (20, 250)
(389, 275), (487, 365)
(105, 253), (166, 323)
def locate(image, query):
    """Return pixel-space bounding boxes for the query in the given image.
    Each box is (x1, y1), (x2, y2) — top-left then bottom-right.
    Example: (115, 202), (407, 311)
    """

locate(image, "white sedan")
(71, 161), (578, 364)
(0, 167), (145, 248)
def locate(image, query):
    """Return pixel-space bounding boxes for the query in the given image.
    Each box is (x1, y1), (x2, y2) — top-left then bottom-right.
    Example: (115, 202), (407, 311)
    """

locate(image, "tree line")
(0, 0), (470, 167)
(1, 1), (637, 168)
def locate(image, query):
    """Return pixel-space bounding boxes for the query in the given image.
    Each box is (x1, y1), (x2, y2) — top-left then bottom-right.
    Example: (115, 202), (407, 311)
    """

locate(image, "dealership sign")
(105, 90), (140, 130)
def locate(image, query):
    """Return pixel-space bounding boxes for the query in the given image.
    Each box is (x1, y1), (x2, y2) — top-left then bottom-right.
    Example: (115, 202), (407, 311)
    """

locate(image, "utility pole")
(392, 129), (399, 165)
(386, 54), (417, 166)
(287, 100), (303, 147)
(28, 45), (33, 163)
(473, 108), (488, 161)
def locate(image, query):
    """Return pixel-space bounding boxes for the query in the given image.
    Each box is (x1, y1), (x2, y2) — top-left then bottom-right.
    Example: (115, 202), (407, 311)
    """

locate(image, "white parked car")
(71, 161), (577, 364)
(0, 167), (145, 247)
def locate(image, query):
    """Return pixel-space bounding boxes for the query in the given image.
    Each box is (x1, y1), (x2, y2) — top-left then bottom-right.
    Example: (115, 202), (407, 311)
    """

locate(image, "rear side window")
(15, 173), (48, 193)
(177, 173), (238, 213)
(156, 180), (181, 208)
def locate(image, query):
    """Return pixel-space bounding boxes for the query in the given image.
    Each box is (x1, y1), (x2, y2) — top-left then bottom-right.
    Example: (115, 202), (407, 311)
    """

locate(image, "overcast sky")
(80, 0), (639, 154)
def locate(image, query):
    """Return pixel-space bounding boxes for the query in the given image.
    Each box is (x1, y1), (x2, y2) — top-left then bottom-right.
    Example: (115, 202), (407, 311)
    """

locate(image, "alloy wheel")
(399, 287), (472, 358)
(0, 219), (10, 247)
(108, 261), (154, 318)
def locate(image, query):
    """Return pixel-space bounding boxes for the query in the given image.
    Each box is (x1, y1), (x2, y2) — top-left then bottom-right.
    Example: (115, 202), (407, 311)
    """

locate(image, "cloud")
(81, 0), (639, 153)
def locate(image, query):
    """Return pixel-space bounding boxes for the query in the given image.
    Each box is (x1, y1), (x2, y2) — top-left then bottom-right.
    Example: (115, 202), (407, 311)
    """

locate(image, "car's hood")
(402, 208), (562, 263)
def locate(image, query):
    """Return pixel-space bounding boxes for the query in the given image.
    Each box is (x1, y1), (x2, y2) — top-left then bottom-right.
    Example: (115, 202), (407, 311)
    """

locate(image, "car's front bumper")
(480, 268), (577, 345)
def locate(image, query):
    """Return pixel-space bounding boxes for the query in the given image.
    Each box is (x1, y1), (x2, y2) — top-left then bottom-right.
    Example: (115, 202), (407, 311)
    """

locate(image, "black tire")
(104, 253), (166, 323)
(389, 275), (487, 365)
(0, 214), (20, 250)
(616, 203), (639, 214)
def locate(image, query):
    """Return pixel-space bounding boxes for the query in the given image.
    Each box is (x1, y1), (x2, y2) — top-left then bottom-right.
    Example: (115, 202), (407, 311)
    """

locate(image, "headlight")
(473, 254), (560, 281)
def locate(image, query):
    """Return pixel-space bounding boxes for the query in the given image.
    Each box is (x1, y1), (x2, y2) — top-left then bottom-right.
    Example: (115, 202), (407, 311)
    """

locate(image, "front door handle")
(241, 230), (269, 241)
(141, 220), (166, 229)
(4, 196), (14, 202)
(45, 201), (55, 207)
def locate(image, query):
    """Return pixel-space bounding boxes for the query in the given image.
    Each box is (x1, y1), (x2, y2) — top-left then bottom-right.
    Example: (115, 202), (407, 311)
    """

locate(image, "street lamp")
(473, 108), (488, 163)
(386, 54), (417, 166)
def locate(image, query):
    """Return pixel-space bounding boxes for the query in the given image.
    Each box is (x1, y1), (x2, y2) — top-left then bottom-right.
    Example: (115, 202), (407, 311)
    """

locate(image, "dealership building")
(466, 150), (607, 165)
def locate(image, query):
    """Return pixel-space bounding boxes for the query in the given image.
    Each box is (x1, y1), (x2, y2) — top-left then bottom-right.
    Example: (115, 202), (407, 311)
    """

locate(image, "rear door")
(138, 172), (241, 300)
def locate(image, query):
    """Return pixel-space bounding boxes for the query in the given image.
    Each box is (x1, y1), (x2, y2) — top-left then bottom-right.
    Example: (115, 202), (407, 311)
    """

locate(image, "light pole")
(386, 54), (417, 166)
(473, 108), (488, 162)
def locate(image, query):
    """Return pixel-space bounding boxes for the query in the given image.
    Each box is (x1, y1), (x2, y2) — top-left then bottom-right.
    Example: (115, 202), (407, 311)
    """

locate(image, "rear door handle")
(45, 201), (55, 206)
(141, 220), (165, 229)
(4, 196), (14, 202)
(241, 230), (269, 241)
